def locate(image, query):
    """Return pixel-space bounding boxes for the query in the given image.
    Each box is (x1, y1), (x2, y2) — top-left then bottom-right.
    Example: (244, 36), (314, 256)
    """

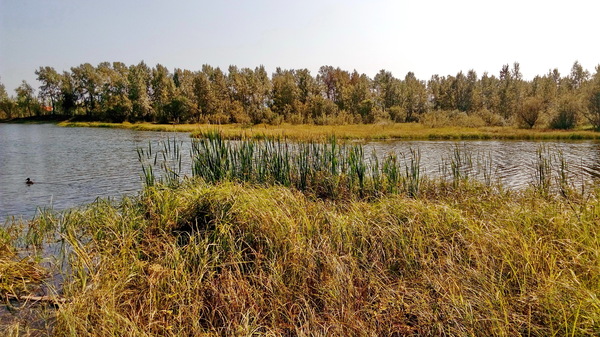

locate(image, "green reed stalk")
(450, 144), (473, 187)
(370, 150), (382, 195)
(555, 149), (571, 198)
(533, 145), (552, 197)
(383, 154), (400, 194)
(348, 145), (366, 197)
(403, 148), (421, 198)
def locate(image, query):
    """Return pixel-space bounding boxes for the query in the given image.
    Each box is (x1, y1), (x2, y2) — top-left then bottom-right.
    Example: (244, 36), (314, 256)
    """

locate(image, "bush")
(549, 96), (582, 130)
(516, 97), (544, 129)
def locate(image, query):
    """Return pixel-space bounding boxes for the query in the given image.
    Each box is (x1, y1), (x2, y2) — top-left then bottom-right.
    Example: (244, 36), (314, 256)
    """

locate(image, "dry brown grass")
(23, 180), (596, 336)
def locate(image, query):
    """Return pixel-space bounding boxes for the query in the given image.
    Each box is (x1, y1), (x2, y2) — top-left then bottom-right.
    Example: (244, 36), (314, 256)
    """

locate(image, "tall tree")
(128, 62), (153, 121)
(0, 77), (16, 119)
(60, 71), (77, 116)
(583, 65), (600, 130)
(15, 80), (36, 117)
(271, 68), (300, 119)
(71, 63), (101, 117)
(374, 70), (402, 113)
(567, 61), (590, 91)
(151, 64), (175, 122)
(35, 66), (62, 114)
(402, 72), (428, 122)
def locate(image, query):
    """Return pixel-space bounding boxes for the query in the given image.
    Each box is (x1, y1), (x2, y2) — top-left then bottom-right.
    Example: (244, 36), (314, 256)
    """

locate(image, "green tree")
(15, 80), (36, 117)
(318, 66), (351, 111)
(71, 63), (101, 117)
(96, 62), (131, 121)
(582, 65), (600, 130)
(516, 96), (544, 128)
(345, 70), (373, 121)
(128, 62), (153, 121)
(60, 71), (77, 116)
(271, 68), (300, 119)
(151, 64), (176, 122)
(0, 77), (17, 119)
(402, 72), (428, 122)
(479, 72), (500, 112)
(0, 78), (6, 100)
(567, 61), (589, 91)
(35, 66), (62, 114)
(498, 63), (525, 121)
(550, 94), (582, 129)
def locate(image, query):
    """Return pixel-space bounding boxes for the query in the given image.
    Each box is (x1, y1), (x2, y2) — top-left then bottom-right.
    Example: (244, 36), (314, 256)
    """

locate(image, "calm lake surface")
(0, 124), (191, 220)
(1, 123), (600, 220)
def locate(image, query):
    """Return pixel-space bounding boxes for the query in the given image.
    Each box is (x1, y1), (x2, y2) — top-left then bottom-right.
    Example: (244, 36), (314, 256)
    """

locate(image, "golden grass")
(59, 121), (600, 141)
(6, 179), (595, 336)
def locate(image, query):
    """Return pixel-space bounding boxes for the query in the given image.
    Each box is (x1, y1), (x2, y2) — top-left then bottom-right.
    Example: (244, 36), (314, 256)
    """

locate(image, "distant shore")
(2, 116), (599, 141)
(61, 120), (600, 141)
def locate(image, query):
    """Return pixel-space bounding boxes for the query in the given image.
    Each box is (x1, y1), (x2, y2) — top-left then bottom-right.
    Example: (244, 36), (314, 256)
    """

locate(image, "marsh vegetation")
(1, 132), (599, 336)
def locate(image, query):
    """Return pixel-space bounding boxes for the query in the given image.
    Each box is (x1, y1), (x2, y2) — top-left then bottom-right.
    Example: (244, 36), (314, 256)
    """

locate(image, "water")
(365, 140), (600, 189)
(0, 123), (191, 220)
(2, 124), (600, 220)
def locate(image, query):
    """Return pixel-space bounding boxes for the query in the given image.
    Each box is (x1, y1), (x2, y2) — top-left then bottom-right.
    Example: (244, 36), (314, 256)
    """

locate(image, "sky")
(1, 0), (598, 94)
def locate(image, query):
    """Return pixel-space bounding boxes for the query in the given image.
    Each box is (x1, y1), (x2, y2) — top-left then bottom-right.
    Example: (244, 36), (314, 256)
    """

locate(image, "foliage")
(2, 62), (600, 132)
(582, 65), (600, 130)
(549, 95), (582, 129)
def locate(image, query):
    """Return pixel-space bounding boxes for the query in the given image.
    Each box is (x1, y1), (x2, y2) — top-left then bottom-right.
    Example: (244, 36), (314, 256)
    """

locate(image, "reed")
(533, 145), (553, 197)
(382, 153), (400, 194)
(402, 148), (421, 197)
(555, 149), (572, 198)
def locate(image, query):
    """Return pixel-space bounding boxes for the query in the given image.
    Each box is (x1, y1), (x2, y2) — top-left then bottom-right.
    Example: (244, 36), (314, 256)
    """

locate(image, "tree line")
(1, 61), (600, 129)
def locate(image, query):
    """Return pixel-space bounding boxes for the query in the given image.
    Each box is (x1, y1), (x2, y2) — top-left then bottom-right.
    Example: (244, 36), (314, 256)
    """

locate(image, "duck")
(26, 178), (34, 185)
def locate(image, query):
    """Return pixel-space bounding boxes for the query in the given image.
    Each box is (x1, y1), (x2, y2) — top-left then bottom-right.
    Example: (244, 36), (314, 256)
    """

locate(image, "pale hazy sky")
(1, 0), (598, 94)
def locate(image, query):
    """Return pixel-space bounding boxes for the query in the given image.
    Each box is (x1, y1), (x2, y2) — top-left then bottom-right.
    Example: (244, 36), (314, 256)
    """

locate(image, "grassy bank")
(2, 178), (599, 336)
(59, 121), (600, 141)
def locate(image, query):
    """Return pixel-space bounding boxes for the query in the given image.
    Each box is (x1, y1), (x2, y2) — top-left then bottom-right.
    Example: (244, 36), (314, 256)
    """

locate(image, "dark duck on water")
(26, 178), (34, 185)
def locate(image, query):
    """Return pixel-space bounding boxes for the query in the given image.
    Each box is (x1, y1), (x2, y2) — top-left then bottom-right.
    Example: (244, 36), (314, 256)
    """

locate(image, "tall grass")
(7, 179), (597, 336)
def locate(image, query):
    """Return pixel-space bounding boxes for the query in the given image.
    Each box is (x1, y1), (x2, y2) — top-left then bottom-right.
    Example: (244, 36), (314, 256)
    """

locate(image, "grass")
(58, 121), (600, 141)
(4, 179), (598, 336)
(2, 136), (600, 336)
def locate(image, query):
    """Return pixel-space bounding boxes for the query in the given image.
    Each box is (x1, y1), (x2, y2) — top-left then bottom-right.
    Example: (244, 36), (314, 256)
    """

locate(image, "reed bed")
(186, 130), (428, 200)
(2, 133), (600, 336)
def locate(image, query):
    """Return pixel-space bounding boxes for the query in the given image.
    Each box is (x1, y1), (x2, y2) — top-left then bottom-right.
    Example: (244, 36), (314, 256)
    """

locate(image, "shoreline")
(2, 117), (599, 140)
(60, 121), (600, 141)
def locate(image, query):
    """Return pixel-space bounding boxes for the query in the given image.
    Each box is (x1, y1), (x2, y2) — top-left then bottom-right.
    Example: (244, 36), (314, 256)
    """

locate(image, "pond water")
(364, 140), (600, 189)
(0, 124), (191, 220)
(1, 123), (600, 220)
